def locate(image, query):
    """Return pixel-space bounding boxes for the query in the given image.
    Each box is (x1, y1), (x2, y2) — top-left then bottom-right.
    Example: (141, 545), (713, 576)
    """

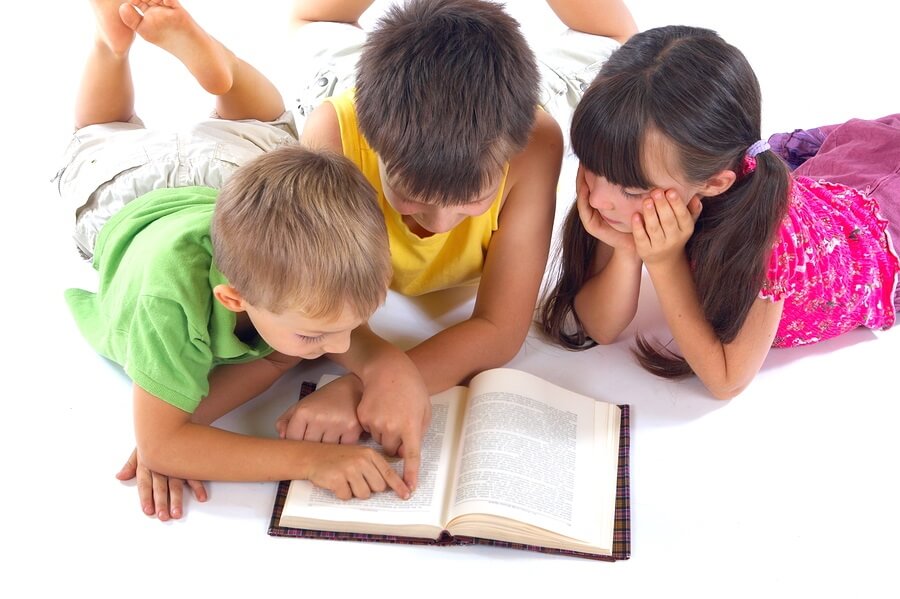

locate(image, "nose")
(588, 187), (614, 211)
(423, 211), (460, 233)
(323, 331), (352, 354)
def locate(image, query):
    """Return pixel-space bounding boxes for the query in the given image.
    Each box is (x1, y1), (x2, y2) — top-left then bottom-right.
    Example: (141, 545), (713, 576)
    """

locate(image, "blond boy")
(61, 0), (412, 520)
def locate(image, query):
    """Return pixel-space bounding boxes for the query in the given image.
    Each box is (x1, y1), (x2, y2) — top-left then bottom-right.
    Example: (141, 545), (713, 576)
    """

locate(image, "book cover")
(268, 381), (631, 561)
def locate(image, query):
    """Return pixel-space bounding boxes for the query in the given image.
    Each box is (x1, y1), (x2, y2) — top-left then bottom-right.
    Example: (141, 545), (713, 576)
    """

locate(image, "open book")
(269, 368), (630, 560)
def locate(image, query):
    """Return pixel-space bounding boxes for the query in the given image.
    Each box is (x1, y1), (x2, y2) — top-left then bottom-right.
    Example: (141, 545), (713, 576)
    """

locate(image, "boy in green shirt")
(60, 0), (419, 520)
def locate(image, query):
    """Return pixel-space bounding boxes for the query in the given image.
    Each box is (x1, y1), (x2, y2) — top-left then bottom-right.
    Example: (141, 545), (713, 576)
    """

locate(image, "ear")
(699, 168), (737, 198)
(213, 284), (246, 313)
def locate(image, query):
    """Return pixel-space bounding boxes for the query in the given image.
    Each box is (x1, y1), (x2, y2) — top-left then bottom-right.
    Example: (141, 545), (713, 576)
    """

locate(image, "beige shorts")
(55, 112), (298, 258)
(287, 21), (620, 148)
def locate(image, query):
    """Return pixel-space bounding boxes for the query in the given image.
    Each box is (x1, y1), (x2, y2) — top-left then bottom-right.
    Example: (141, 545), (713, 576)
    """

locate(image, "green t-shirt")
(65, 186), (272, 413)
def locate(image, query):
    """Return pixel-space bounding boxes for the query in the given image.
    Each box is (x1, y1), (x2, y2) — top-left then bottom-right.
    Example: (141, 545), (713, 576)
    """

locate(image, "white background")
(3, 1), (899, 597)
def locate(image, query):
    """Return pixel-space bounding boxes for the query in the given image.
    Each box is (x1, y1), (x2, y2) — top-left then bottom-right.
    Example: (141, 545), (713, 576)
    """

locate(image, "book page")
(279, 386), (466, 535)
(445, 369), (617, 545)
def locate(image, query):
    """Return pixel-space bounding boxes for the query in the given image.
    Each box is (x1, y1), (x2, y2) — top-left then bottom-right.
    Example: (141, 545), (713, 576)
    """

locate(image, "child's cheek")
(627, 204), (644, 223)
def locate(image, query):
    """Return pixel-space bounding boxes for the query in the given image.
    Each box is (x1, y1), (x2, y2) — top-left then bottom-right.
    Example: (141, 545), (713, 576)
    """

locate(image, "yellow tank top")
(325, 89), (506, 296)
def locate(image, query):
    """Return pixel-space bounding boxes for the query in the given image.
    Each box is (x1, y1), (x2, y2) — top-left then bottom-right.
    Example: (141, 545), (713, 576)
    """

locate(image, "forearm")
(134, 385), (320, 482)
(407, 315), (525, 394)
(140, 423), (319, 482)
(646, 258), (743, 398)
(192, 354), (300, 425)
(574, 247), (643, 344)
(400, 110), (557, 393)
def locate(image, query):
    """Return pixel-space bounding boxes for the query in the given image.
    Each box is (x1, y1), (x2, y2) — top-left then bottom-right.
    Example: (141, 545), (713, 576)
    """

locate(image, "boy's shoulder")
(505, 109), (564, 190)
(490, 109), (562, 229)
(300, 89), (359, 153)
(300, 100), (344, 154)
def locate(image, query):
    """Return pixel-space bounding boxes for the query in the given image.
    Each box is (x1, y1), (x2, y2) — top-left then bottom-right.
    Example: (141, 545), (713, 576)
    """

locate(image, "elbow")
(704, 378), (750, 401)
(577, 312), (632, 346)
(477, 315), (529, 365)
(708, 387), (740, 401)
(489, 324), (529, 367)
(136, 444), (165, 474)
(695, 357), (758, 400)
(135, 435), (177, 474)
(493, 336), (524, 366)
(584, 323), (626, 346)
(590, 331), (621, 346)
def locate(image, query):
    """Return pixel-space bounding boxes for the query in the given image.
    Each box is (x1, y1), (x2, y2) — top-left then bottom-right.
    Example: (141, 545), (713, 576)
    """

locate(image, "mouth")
(601, 214), (623, 226)
(402, 214), (439, 235)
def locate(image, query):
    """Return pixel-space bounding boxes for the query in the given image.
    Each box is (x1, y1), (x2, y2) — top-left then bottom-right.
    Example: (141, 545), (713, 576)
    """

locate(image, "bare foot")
(118, 0), (234, 95)
(90, 0), (136, 55)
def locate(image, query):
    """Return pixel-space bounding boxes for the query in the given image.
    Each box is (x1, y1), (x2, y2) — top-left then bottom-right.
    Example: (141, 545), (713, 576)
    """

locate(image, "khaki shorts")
(55, 112), (298, 259)
(287, 21), (620, 148)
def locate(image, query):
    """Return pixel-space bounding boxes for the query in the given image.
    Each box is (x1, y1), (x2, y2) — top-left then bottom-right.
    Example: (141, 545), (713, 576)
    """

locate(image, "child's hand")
(575, 164), (636, 253)
(116, 448), (208, 520)
(275, 376), (364, 444)
(632, 189), (702, 266)
(306, 443), (411, 500)
(356, 357), (431, 492)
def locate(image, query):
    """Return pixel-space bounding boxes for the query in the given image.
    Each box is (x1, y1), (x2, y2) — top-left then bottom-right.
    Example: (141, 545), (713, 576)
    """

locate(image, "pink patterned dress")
(760, 176), (900, 347)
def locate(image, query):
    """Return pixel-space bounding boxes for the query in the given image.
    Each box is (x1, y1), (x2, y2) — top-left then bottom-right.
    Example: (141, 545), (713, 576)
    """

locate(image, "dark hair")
(540, 25), (791, 378)
(355, 0), (539, 205)
(212, 144), (391, 318)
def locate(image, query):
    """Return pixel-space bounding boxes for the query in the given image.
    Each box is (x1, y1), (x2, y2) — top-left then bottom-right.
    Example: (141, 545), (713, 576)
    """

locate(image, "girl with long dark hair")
(540, 25), (900, 399)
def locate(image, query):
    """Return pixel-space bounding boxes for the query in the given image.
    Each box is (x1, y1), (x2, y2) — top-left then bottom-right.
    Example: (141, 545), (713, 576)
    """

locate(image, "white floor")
(5, 1), (899, 597)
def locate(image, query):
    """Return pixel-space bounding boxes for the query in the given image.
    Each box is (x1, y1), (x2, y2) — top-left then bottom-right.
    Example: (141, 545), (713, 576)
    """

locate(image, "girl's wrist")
(645, 251), (690, 280)
(611, 245), (642, 266)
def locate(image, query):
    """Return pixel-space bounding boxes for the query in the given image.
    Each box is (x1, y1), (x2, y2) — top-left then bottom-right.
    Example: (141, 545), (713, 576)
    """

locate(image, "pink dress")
(760, 176), (900, 347)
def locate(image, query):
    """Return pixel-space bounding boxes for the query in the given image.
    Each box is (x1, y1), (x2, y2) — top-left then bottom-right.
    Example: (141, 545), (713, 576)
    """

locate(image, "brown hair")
(540, 26), (791, 377)
(356, 0), (539, 205)
(212, 144), (391, 318)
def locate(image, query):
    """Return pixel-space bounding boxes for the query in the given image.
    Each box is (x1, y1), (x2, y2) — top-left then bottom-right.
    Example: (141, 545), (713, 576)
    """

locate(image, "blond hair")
(212, 144), (391, 318)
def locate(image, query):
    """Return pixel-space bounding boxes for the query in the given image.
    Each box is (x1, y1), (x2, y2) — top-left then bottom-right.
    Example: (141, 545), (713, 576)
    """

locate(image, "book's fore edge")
(267, 381), (631, 561)
(614, 404), (631, 560)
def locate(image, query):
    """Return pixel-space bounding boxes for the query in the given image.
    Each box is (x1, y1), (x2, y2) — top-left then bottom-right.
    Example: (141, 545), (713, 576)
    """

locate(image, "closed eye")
(621, 188), (648, 200)
(296, 334), (326, 343)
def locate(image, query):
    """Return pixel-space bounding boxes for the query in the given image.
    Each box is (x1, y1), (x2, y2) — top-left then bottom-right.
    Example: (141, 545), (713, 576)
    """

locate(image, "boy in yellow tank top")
(279, 0), (637, 491)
